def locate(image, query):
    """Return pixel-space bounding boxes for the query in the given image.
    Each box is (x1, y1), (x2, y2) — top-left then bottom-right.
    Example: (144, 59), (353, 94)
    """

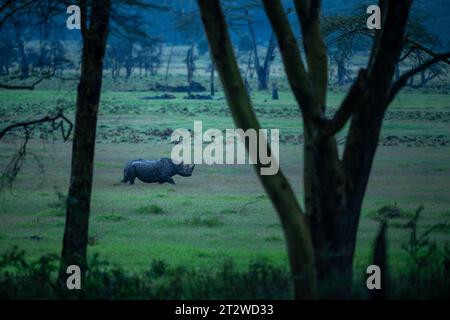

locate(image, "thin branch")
(0, 110), (73, 141)
(399, 46), (416, 62)
(293, 0), (328, 108)
(326, 28), (372, 47)
(0, 0), (15, 15)
(0, 0), (39, 28)
(262, 0), (316, 119)
(321, 69), (368, 137)
(0, 127), (29, 192)
(404, 39), (450, 65)
(0, 110), (73, 192)
(0, 71), (54, 90)
(387, 52), (450, 105)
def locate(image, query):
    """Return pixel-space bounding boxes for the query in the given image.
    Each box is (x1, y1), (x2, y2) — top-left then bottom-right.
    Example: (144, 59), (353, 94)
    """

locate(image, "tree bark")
(198, 0), (317, 300)
(263, 0), (413, 297)
(58, 0), (111, 288)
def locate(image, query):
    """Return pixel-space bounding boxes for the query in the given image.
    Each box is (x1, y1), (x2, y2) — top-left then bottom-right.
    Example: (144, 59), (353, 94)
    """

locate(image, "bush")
(0, 248), (291, 299)
(368, 204), (413, 221)
(185, 215), (223, 227)
(1, 206), (449, 299)
(136, 204), (165, 215)
(95, 214), (127, 222)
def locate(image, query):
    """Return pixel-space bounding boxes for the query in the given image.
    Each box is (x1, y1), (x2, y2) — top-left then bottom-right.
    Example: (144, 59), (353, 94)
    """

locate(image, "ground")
(0, 82), (449, 279)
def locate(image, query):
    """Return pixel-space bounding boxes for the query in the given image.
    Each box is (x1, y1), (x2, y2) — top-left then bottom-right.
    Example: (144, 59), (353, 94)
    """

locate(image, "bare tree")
(197, 0), (450, 298)
(175, 10), (203, 93)
(0, 110), (72, 193)
(244, 9), (276, 91)
(0, 0), (66, 89)
(58, 0), (111, 287)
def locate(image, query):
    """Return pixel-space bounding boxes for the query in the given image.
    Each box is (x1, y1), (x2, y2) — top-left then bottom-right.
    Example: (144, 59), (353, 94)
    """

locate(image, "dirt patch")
(384, 110), (450, 123)
(183, 94), (213, 100)
(280, 134), (450, 147)
(140, 94), (176, 100)
(98, 126), (174, 143)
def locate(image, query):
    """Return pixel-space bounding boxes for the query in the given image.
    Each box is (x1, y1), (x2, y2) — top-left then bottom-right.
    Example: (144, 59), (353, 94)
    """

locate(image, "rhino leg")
(127, 165), (137, 185)
(162, 176), (175, 185)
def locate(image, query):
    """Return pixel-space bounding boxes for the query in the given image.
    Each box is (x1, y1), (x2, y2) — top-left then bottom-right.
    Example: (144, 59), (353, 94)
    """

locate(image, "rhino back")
(132, 158), (175, 183)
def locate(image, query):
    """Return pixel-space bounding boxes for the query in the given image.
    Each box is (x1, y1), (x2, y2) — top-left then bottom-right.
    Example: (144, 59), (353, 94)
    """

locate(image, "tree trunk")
(14, 28), (29, 79)
(245, 9), (260, 83)
(272, 83), (279, 100)
(186, 44), (195, 94)
(165, 41), (175, 84)
(210, 63), (215, 96)
(336, 58), (347, 85)
(394, 64), (400, 81)
(199, 0), (435, 299)
(258, 34), (276, 90)
(420, 70), (426, 87)
(58, 0), (111, 288)
(245, 10), (275, 91)
(198, 0), (317, 300)
(303, 125), (355, 297)
(245, 50), (253, 79)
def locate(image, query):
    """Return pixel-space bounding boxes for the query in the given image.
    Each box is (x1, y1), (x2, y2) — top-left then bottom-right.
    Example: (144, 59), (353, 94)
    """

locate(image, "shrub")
(0, 248), (291, 300)
(136, 204), (165, 215)
(220, 208), (238, 215)
(95, 214), (127, 222)
(367, 204), (413, 221)
(1, 206), (449, 299)
(185, 215), (223, 227)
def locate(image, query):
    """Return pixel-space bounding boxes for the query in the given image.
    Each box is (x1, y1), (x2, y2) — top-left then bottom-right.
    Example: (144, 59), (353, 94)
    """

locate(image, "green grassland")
(0, 79), (450, 279)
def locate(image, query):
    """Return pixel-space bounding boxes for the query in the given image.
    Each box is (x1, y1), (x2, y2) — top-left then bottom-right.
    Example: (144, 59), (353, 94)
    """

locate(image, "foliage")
(136, 204), (165, 215)
(1, 232), (450, 299)
(0, 248), (292, 299)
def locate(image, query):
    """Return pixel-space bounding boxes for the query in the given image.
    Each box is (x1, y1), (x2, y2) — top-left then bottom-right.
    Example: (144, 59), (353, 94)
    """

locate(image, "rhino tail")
(121, 167), (129, 184)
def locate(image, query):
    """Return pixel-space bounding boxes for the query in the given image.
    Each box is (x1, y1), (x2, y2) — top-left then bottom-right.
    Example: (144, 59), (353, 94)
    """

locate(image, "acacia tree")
(174, 10), (202, 92)
(58, 0), (111, 286)
(243, 8), (276, 91)
(0, 0), (65, 88)
(197, 0), (450, 299)
(323, 6), (448, 86)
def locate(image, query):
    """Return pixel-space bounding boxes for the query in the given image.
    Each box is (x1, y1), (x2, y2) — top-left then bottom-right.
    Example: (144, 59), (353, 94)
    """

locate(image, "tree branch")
(197, 0), (317, 299)
(0, 110), (73, 141)
(0, 0), (39, 28)
(0, 110), (73, 193)
(321, 69), (368, 137)
(0, 71), (55, 90)
(262, 0), (317, 119)
(293, 0), (328, 108)
(387, 52), (450, 105)
(367, 0), (413, 101)
(342, 0), (413, 197)
(404, 39), (450, 65)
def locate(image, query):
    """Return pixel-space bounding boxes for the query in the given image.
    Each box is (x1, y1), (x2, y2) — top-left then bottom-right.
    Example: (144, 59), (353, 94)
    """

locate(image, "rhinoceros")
(121, 158), (195, 185)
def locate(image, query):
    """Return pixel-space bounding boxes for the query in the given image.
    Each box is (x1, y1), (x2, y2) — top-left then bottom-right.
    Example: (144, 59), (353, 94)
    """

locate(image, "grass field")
(1, 82), (449, 280)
